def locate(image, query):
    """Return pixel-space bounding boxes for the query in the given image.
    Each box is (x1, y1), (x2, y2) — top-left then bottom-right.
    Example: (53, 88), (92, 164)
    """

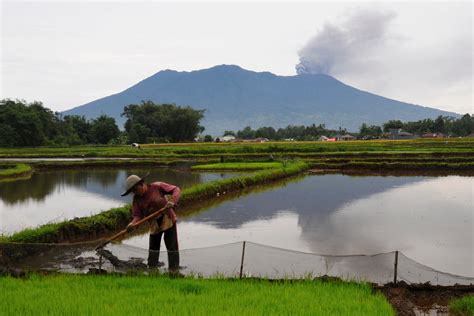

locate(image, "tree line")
(219, 124), (347, 141)
(375, 114), (474, 137)
(1, 99), (472, 147)
(0, 99), (204, 147)
(0, 99), (120, 147)
(219, 114), (473, 141)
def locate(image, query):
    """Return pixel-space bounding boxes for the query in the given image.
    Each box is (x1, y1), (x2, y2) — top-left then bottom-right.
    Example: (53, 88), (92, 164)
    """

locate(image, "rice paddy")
(0, 138), (473, 158)
(0, 274), (395, 315)
(449, 296), (474, 316)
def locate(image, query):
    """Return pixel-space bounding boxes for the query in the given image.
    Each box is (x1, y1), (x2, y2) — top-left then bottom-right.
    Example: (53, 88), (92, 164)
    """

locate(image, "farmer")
(121, 174), (180, 271)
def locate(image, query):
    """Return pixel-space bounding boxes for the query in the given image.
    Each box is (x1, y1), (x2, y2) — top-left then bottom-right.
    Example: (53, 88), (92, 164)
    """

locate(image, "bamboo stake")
(393, 250), (399, 284)
(239, 241), (246, 279)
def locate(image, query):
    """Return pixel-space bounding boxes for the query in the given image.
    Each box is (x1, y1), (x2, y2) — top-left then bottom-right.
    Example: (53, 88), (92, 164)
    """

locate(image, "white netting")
(243, 242), (395, 284)
(1, 241), (473, 286)
(397, 252), (473, 286)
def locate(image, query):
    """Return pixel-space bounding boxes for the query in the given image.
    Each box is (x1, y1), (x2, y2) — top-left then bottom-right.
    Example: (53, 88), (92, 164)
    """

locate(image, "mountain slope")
(63, 65), (459, 134)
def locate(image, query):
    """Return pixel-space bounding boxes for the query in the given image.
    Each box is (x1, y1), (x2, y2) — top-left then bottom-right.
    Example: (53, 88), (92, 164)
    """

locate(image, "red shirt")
(131, 182), (180, 232)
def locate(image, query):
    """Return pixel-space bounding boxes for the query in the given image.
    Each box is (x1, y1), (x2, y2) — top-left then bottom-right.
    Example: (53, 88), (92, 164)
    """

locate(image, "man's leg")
(163, 224), (179, 271)
(148, 232), (163, 267)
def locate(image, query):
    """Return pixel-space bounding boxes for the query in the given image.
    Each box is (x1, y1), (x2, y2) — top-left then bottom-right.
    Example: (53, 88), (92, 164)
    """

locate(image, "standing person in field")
(121, 174), (180, 271)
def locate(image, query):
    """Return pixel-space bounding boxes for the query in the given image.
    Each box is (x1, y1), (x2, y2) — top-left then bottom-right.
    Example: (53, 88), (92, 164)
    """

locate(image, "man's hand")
(126, 223), (135, 233)
(166, 201), (176, 209)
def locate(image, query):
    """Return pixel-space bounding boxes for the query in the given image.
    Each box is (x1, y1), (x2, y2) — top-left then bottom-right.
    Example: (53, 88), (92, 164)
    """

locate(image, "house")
(422, 133), (446, 138)
(319, 136), (336, 142)
(387, 129), (416, 140)
(242, 137), (269, 143)
(220, 135), (236, 142)
(334, 134), (356, 141)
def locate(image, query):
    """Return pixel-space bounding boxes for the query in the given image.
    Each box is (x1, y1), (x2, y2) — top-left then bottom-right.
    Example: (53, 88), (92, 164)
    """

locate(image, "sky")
(1, 0), (473, 114)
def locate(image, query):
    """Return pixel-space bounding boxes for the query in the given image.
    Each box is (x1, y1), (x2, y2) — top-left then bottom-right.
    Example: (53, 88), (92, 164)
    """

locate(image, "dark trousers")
(148, 223), (179, 270)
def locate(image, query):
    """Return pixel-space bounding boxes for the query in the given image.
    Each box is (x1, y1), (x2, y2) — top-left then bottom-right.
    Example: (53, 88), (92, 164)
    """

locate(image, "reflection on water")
(0, 168), (238, 234)
(125, 174), (473, 276)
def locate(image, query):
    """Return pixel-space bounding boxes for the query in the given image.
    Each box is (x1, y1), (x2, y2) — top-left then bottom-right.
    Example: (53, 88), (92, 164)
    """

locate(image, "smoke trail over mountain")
(296, 9), (396, 75)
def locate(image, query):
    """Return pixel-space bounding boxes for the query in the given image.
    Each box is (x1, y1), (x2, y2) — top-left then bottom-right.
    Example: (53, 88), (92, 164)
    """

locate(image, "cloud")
(296, 9), (397, 75)
(295, 7), (473, 114)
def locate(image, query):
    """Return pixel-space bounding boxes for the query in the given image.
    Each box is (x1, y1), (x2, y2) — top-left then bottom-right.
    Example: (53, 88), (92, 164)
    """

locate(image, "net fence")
(1, 241), (472, 286)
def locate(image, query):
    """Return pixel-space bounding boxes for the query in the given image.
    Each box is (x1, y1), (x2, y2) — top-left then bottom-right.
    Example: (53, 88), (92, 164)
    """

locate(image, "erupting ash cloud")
(296, 9), (397, 75)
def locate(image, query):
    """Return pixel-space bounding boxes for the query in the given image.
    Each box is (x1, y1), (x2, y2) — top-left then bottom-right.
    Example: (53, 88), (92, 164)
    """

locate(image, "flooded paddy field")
(0, 167), (241, 234)
(124, 173), (473, 278)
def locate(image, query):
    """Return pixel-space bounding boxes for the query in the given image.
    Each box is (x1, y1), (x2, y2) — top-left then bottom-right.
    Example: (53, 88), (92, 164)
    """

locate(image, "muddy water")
(0, 168), (241, 234)
(125, 174), (473, 277)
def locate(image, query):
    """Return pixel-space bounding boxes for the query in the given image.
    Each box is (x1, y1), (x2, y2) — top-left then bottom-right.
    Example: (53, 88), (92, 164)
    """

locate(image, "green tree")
(452, 114), (474, 136)
(432, 116), (445, 133)
(359, 124), (382, 138)
(383, 120), (404, 132)
(255, 127), (276, 139)
(63, 115), (91, 143)
(90, 115), (120, 144)
(122, 101), (205, 143)
(128, 123), (150, 143)
(236, 126), (256, 139)
(0, 99), (58, 146)
(223, 130), (236, 136)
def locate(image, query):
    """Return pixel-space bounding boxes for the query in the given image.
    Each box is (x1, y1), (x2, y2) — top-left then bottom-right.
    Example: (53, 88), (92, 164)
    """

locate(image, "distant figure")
(131, 143), (141, 149)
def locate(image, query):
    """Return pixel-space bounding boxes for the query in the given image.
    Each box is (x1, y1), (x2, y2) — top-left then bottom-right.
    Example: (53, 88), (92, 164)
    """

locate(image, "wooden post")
(239, 241), (246, 279)
(393, 251), (398, 284)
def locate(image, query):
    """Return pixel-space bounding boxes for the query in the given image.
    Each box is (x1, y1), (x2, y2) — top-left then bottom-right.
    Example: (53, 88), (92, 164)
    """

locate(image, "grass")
(307, 161), (474, 170)
(191, 162), (283, 170)
(0, 138), (473, 158)
(0, 274), (395, 315)
(449, 296), (474, 316)
(0, 163), (32, 180)
(6, 205), (131, 243)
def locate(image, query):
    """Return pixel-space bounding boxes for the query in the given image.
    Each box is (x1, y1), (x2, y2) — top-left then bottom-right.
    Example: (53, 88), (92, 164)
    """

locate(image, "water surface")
(0, 168), (239, 234)
(125, 174), (473, 276)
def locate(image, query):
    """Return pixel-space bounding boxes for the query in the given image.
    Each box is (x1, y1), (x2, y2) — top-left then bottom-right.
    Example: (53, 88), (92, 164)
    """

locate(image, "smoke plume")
(296, 9), (397, 75)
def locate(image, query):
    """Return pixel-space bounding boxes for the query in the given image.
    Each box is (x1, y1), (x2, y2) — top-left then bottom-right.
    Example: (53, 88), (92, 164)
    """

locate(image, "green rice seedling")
(191, 162), (282, 170)
(1, 138), (473, 158)
(0, 274), (395, 316)
(449, 296), (474, 316)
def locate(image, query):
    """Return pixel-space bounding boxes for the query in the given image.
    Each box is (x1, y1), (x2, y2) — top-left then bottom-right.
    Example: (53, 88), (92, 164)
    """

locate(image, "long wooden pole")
(95, 205), (170, 250)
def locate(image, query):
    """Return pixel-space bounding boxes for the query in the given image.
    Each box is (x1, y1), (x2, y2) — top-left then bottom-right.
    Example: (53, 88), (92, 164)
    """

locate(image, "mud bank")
(378, 282), (474, 316)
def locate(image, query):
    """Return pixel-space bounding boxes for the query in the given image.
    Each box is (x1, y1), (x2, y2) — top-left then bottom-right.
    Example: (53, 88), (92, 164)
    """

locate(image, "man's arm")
(157, 182), (181, 205)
